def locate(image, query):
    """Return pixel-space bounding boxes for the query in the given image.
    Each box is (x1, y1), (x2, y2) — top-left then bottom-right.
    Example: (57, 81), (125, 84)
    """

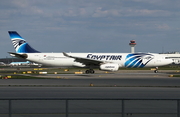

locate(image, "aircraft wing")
(63, 52), (104, 65)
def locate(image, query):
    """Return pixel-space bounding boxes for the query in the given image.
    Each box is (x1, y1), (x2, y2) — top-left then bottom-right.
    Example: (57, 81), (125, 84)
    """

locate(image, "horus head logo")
(18, 40), (26, 46)
(12, 39), (26, 50)
(125, 53), (154, 68)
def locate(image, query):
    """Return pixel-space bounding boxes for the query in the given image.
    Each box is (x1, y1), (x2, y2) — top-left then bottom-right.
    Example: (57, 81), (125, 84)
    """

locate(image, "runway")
(0, 87), (180, 99)
(0, 72), (180, 87)
(0, 72), (180, 117)
(0, 72), (180, 98)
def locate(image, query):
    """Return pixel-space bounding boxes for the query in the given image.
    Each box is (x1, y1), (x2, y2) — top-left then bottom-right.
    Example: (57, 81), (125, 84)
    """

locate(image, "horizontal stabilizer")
(8, 52), (28, 59)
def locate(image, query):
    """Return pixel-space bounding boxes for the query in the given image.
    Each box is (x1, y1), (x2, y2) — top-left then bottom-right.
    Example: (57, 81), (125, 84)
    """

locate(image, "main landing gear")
(85, 69), (95, 74)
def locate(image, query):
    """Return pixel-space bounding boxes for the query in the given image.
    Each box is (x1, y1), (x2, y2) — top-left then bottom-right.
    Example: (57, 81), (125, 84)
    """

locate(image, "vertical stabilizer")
(8, 31), (40, 53)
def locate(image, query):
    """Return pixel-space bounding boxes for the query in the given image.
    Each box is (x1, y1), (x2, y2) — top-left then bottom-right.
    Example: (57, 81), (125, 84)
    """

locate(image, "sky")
(0, 0), (180, 58)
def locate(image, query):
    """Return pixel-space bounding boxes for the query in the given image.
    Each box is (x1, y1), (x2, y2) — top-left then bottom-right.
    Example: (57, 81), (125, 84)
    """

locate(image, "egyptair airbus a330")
(8, 31), (172, 73)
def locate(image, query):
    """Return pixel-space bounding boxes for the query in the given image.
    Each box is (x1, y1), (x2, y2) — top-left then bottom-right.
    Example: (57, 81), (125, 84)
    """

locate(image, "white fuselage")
(23, 52), (172, 68)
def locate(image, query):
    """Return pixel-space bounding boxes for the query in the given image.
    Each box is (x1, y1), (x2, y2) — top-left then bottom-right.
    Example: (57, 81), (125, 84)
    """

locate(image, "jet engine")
(100, 63), (119, 71)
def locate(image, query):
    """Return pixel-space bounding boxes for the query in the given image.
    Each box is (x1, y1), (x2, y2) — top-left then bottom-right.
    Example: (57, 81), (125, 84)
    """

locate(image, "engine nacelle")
(100, 63), (119, 71)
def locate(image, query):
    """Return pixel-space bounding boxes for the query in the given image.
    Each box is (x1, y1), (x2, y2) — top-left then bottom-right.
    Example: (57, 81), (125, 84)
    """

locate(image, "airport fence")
(0, 98), (180, 117)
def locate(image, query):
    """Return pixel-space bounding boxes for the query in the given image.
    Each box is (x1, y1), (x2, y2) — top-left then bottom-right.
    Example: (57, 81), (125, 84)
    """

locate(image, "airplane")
(8, 31), (173, 73)
(9, 61), (30, 66)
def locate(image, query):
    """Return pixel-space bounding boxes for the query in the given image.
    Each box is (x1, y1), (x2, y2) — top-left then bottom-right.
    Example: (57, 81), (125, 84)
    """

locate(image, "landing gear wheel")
(154, 67), (159, 73)
(89, 69), (95, 74)
(154, 70), (158, 73)
(85, 69), (95, 74)
(85, 70), (90, 74)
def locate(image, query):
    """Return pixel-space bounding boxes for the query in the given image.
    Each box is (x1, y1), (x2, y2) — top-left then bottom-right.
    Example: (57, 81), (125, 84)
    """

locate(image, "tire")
(90, 69), (95, 74)
(154, 70), (158, 73)
(85, 70), (90, 74)
(85, 69), (95, 74)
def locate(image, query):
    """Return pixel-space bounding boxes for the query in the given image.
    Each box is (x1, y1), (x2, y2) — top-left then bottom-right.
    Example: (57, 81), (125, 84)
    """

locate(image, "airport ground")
(0, 66), (180, 117)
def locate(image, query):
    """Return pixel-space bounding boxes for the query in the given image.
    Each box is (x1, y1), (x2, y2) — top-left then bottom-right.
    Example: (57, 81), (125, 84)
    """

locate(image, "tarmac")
(0, 70), (180, 117)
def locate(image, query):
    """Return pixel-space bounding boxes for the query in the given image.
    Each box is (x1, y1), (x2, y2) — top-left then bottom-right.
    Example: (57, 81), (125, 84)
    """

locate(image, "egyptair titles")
(87, 54), (122, 60)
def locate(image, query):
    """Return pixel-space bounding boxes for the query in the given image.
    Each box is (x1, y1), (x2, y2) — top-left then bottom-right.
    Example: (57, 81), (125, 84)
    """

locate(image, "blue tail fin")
(8, 31), (40, 53)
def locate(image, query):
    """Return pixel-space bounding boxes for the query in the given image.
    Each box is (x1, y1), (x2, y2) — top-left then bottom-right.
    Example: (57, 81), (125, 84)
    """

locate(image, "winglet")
(63, 52), (72, 58)
(63, 52), (69, 57)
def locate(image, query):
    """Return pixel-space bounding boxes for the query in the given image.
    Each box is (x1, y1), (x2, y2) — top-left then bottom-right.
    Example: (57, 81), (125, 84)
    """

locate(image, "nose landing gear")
(154, 67), (158, 73)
